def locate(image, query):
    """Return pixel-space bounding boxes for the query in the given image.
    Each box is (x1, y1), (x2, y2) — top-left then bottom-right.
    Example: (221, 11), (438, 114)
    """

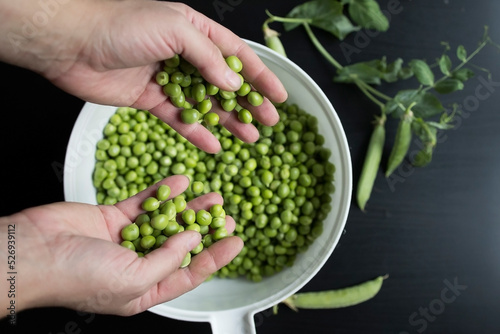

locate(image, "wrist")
(0, 212), (56, 319)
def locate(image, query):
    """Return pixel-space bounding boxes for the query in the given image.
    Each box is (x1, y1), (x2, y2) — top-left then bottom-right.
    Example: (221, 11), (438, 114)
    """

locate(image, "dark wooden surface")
(1, 1), (500, 333)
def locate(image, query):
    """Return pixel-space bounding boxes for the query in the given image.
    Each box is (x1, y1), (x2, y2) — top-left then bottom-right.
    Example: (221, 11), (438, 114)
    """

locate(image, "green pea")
(164, 54), (180, 68)
(192, 83), (207, 103)
(202, 234), (214, 247)
(197, 99), (213, 115)
(225, 55), (243, 73)
(180, 252), (191, 268)
(206, 83), (219, 96)
(121, 223), (139, 241)
(135, 213), (150, 226)
(170, 71), (184, 84)
(190, 242), (204, 255)
(140, 235), (156, 250)
(221, 98), (237, 111)
(155, 235), (168, 248)
(163, 220), (180, 236)
(185, 223), (201, 232)
(204, 112), (219, 126)
(237, 82), (251, 96)
(219, 90), (237, 100)
(142, 197), (160, 212)
(181, 108), (200, 124)
(238, 109), (253, 124)
(210, 217), (226, 229)
(150, 214), (169, 230)
(170, 92), (186, 108)
(213, 227), (228, 240)
(210, 204), (225, 218)
(163, 82), (182, 98)
(139, 222), (154, 237)
(191, 181), (204, 194)
(182, 209), (196, 225)
(173, 195), (187, 212)
(196, 209), (212, 226)
(247, 91), (264, 106)
(120, 240), (135, 251)
(156, 184), (171, 201)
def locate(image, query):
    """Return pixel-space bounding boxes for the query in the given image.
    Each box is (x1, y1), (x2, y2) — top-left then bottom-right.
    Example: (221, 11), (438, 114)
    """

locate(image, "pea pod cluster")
(119, 184), (228, 266)
(156, 54), (264, 127)
(93, 101), (336, 282)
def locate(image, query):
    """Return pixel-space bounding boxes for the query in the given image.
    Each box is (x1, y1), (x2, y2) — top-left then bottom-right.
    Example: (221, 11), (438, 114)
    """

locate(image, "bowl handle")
(209, 309), (256, 334)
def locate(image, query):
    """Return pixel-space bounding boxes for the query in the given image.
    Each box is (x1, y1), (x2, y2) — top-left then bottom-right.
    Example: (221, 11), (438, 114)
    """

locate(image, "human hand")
(0, 0), (287, 153)
(0, 175), (243, 317)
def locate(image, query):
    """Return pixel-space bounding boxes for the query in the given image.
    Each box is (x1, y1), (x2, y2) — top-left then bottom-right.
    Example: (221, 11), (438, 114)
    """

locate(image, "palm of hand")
(17, 176), (241, 316)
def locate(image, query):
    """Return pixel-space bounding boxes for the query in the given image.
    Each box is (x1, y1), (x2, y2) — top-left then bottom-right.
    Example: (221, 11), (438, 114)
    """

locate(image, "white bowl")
(64, 39), (352, 333)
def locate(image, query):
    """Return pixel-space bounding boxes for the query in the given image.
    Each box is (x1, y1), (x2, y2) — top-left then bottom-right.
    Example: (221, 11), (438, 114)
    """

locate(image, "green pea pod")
(280, 275), (388, 311)
(263, 26), (287, 58)
(357, 117), (386, 211)
(385, 109), (414, 177)
(412, 143), (434, 167)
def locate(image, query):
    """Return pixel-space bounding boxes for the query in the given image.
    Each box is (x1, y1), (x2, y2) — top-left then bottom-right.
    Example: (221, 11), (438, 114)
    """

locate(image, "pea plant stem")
(422, 35), (490, 94)
(265, 13), (392, 111)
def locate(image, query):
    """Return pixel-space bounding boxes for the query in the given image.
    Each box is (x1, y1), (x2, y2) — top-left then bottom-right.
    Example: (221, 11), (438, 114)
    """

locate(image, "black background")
(1, 0), (500, 333)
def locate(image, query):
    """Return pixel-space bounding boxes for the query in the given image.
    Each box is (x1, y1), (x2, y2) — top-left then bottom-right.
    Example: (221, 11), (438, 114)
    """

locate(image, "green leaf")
(413, 92), (444, 118)
(347, 0), (389, 31)
(398, 67), (414, 80)
(383, 58), (404, 83)
(426, 121), (454, 130)
(438, 54), (452, 75)
(334, 62), (383, 85)
(411, 117), (437, 144)
(334, 57), (409, 85)
(285, 0), (360, 40)
(452, 68), (474, 82)
(384, 89), (420, 117)
(409, 59), (434, 86)
(410, 118), (437, 167)
(456, 45), (467, 62)
(434, 78), (464, 94)
(385, 90), (443, 119)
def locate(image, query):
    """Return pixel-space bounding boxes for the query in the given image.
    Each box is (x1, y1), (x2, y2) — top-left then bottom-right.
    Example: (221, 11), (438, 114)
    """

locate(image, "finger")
(184, 192), (224, 210)
(148, 99), (222, 154)
(140, 230), (202, 286)
(151, 236), (243, 303)
(236, 96), (280, 127)
(172, 3), (287, 103)
(215, 108), (260, 144)
(114, 175), (190, 221)
(163, 4), (242, 92)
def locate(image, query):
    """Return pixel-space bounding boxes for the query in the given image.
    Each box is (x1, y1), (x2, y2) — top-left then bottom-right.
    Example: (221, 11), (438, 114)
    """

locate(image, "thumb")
(141, 230), (201, 284)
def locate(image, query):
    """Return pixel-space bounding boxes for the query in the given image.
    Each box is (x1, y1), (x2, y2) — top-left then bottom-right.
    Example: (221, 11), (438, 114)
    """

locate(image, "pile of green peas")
(156, 54), (263, 126)
(119, 184), (228, 266)
(93, 101), (336, 282)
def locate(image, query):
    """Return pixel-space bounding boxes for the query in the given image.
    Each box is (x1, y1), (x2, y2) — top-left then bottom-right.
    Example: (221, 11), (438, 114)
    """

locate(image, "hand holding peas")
(0, 175), (242, 317)
(0, 0), (287, 154)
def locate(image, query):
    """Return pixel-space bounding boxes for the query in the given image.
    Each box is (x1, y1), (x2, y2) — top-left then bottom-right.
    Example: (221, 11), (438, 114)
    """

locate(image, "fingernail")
(226, 69), (242, 91)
